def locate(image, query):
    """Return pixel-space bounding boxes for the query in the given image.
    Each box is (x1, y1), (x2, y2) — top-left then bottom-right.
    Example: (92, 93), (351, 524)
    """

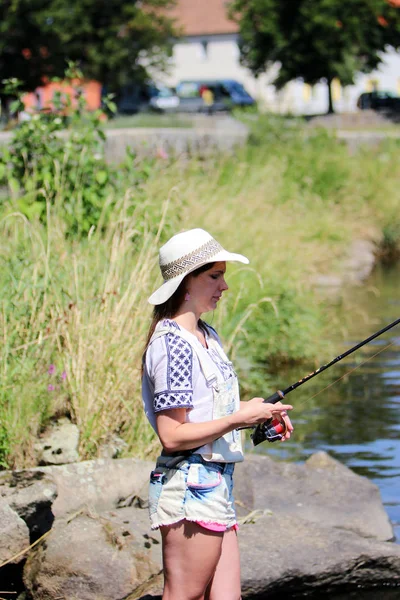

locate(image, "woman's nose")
(221, 277), (229, 291)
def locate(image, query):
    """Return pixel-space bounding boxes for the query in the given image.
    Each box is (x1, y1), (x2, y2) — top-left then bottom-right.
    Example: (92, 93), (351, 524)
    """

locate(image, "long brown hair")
(142, 262), (215, 363)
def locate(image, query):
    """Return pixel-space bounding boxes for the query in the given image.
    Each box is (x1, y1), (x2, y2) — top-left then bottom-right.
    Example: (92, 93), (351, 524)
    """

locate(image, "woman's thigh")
(161, 520), (224, 600)
(206, 528), (241, 600)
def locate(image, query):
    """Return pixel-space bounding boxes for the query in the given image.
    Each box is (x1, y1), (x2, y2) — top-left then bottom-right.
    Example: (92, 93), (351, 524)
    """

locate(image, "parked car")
(148, 84), (180, 112)
(357, 90), (400, 111)
(175, 79), (255, 113)
(104, 82), (179, 114)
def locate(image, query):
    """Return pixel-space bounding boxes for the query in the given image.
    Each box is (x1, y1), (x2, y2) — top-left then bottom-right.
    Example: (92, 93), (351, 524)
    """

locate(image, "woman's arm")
(156, 398), (293, 453)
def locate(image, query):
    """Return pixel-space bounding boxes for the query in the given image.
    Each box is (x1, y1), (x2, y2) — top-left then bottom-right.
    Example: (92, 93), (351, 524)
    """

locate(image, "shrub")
(0, 65), (153, 236)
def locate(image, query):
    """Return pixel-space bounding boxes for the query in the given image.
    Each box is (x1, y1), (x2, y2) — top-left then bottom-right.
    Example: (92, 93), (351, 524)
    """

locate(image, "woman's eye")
(211, 274), (219, 280)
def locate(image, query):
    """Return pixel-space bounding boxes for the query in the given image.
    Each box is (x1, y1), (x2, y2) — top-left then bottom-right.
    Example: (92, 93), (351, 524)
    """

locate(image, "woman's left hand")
(273, 409), (294, 441)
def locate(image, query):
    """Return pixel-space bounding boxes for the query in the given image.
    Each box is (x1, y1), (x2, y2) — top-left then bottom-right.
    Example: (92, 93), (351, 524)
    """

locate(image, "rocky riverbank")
(1, 451), (400, 599)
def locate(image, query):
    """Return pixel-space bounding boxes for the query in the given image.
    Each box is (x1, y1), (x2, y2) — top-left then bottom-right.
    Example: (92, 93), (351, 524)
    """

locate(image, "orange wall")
(22, 80), (102, 113)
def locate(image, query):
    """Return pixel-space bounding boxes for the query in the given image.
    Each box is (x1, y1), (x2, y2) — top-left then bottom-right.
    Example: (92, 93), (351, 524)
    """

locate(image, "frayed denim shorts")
(148, 453), (236, 531)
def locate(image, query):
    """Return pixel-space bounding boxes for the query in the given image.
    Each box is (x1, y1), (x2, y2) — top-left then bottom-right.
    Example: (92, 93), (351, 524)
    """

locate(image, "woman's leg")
(205, 528), (241, 600)
(161, 520), (224, 600)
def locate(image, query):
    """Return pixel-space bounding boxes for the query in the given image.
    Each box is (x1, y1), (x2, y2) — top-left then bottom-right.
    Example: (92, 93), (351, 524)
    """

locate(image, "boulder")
(234, 451), (393, 541)
(24, 506), (162, 600)
(34, 457), (153, 517)
(34, 417), (80, 465)
(0, 498), (30, 565)
(0, 470), (57, 539)
(240, 513), (400, 598)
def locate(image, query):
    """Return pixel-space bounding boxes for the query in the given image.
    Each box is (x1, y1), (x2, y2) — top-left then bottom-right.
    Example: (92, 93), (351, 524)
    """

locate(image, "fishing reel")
(251, 391), (287, 446)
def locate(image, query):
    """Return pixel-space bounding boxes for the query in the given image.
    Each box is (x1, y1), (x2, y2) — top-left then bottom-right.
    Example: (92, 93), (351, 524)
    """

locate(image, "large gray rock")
(34, 457), (153, 517)
(24, 506), (161, 600)
(234, 451), (393, 541)
(34, 417), (80, 465)
(0, 498), (30, 565)
(311, 239), (377, 290)
(0, 470), (57, 538)
(240, 513), (400, 598)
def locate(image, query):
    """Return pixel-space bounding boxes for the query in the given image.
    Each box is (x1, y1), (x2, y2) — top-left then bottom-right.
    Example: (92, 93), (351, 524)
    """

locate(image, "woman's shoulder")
(147, 320), (194, 359)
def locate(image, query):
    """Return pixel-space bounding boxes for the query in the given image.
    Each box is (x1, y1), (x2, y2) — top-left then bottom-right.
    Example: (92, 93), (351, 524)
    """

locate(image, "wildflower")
(156, 147), (169, 160)
(48, 364), (56, 375)
(48, 384), (55, 392)
(61, 371), (67, 381)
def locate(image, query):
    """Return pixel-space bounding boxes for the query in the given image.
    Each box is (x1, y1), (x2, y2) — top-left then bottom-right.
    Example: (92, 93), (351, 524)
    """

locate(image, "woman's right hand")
(235, 397), (293, 428)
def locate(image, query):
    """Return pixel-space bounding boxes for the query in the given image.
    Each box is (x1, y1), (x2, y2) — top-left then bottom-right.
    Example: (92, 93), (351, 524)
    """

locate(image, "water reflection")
(250, 262), (400, 547)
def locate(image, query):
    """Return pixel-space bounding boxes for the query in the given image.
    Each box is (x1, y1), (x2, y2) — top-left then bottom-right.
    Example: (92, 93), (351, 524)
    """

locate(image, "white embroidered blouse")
(142, 319), (235, 434)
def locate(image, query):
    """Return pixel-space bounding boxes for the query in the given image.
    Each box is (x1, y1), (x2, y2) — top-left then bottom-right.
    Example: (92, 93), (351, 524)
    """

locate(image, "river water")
(251, 261), (400, 597)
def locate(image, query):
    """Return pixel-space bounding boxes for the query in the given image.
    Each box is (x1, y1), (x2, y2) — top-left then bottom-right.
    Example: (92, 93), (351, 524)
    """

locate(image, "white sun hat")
(148, 228), (249, 305)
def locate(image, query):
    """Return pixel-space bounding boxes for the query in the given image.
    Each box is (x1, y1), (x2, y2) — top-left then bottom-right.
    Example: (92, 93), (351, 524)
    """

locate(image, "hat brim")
(148, 250), (249, 305)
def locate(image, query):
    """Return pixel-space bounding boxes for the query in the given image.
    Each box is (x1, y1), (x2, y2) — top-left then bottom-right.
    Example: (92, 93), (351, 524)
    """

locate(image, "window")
(198, 40), (209, 61)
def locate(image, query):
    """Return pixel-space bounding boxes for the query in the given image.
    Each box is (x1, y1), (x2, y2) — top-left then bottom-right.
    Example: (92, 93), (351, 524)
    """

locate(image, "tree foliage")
(229, 0), (400, 112)
(0, 0), (177, 94)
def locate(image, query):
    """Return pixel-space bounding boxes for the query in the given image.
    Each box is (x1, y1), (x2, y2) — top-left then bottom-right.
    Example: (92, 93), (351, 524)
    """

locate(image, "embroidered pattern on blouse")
(154, 391), (193, 412)
(208, 347), (234, 381)
(154, 331), (194, 413)
(161, 318), (179, 330)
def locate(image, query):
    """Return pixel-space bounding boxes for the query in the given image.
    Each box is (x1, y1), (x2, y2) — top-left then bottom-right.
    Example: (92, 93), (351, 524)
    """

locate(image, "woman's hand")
(271, 405), (294, 441)
(236, 397), (293, 429)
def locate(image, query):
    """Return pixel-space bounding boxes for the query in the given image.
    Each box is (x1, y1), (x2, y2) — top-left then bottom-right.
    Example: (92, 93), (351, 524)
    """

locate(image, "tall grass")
(1, 114), (400, 469)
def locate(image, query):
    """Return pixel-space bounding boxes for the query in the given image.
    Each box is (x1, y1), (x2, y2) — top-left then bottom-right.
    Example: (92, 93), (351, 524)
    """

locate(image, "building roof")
(168, 0), (239, 36)
(168, 0), (399, 37)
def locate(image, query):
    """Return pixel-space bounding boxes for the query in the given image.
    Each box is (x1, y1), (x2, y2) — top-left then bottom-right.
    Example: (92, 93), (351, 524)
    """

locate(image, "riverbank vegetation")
(1, 106), (399, 469)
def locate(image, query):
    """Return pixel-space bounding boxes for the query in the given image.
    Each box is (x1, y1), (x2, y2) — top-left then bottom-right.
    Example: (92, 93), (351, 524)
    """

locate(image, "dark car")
(357, 91), (400, 111)
(104, 82), (179, 114)
(175, 79), (255, 113)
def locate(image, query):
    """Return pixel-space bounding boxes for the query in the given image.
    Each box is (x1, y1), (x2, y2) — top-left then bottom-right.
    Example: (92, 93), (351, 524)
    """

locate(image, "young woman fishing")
(142, 228), (294, 600)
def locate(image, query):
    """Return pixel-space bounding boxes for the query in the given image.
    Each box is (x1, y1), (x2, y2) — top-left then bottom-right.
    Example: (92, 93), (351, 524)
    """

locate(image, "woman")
(142, 228), (293, 600)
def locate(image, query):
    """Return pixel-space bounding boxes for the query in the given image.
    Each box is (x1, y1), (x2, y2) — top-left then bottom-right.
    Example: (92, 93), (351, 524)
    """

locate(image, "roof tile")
(168, 0), (239, 36)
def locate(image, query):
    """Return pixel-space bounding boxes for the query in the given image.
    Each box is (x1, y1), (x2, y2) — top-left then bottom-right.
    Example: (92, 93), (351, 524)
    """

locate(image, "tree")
(0, 0), (178, 113)
(229, 0), (400, 113)
(0, 0), (64, 115)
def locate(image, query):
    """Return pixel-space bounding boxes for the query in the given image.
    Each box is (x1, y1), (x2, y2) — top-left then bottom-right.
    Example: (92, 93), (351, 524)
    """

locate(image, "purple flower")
(48, 364), (56, 375)
(61, 371), (67, 381)
(47, 384), (55, 392)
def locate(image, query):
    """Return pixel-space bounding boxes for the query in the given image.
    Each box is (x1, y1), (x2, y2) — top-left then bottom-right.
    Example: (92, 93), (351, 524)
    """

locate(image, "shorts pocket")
(186, 463), (222, 490)
(148, 470), (164, 516)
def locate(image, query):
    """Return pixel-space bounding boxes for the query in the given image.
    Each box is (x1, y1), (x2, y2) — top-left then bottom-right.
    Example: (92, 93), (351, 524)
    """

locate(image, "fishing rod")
(250, 316), (400, 446)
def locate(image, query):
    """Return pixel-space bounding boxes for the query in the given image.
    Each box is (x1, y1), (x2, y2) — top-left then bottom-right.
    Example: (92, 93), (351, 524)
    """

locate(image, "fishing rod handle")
(251, 390), (286, 446)
(264, 390), (285, 404)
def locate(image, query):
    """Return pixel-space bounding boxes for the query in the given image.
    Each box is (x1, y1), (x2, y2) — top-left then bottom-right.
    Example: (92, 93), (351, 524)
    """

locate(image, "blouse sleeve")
(147, 332), (195, 413)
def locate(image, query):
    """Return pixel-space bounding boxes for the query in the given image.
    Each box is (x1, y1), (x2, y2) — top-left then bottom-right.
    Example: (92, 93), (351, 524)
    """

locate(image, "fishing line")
(295, 339), (395, 409)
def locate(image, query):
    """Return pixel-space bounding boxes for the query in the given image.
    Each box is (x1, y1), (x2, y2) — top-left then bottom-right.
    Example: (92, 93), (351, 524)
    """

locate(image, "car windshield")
(176, 83), (200, 98)
(148, 85), (174, 98)
(376, 91), (398, 98)
(223, 81), (249, 96)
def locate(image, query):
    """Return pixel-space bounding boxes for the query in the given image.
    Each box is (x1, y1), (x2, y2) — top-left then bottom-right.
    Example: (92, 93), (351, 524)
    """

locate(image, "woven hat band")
(160, 239), (223, 281)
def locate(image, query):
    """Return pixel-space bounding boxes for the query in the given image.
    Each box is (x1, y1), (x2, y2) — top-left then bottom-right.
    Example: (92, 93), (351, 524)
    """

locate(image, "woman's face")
(186, 261), (229, 315)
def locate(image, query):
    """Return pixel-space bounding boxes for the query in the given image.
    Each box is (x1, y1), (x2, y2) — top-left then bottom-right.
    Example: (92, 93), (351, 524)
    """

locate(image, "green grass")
(104, 112), (194, 129)
(1, 113), (400, 469)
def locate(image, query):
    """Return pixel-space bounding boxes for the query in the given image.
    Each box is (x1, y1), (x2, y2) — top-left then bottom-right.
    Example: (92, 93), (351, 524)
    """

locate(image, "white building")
(162, 0), (400, 114)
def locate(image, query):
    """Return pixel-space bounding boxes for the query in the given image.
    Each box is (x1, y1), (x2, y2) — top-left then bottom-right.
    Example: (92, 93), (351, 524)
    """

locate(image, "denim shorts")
(148, 453), (236, 531)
